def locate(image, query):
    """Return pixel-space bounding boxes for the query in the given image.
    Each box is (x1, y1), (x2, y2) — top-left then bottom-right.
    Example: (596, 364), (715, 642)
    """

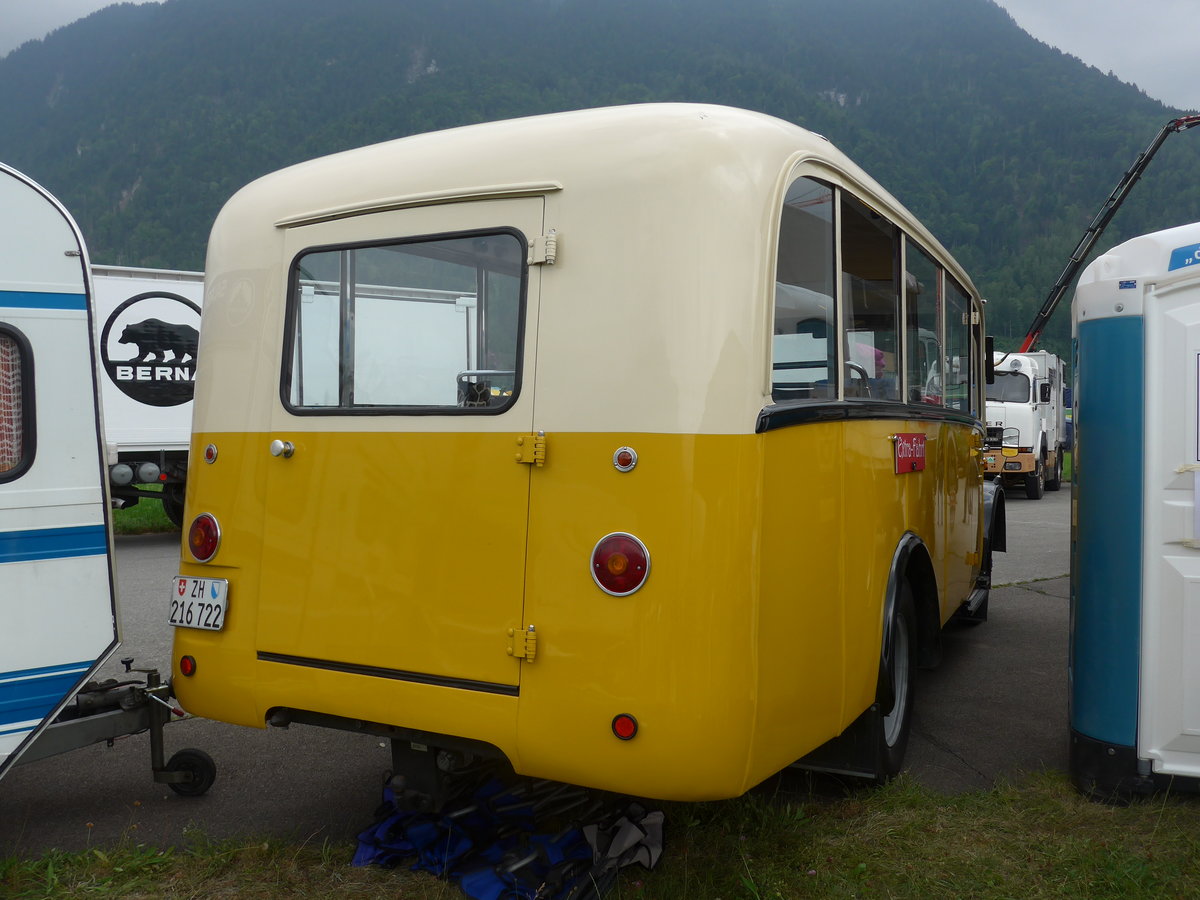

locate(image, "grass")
(7, 771), (1200, 898)
(111, 484), (178, 535)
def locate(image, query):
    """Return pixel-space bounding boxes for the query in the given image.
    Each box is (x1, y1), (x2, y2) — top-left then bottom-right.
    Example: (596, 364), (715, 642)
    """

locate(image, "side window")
(944, 277), (973, 413)
(0, 327), (33, 481)
(286, 232), (525, 413)
(904, 240), (942, 406)
(842, 195), (900, 400)
(772, 178), (836, 401)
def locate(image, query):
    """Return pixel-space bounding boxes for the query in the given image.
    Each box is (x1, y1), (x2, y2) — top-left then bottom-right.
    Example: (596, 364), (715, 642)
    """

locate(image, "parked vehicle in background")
(93, 265), (203, 526)
(983, 350), (1067, 499)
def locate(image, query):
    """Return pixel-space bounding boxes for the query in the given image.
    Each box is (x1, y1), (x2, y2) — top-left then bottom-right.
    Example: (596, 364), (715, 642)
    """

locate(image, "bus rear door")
(254, 199), (543, 697)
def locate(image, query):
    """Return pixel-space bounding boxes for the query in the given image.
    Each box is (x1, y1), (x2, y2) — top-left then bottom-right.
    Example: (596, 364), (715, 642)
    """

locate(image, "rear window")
(0, 327), (33, 480)
(284, 231), (525, 414)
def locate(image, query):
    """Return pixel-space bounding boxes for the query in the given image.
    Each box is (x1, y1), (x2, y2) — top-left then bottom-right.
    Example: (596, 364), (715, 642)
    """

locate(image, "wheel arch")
(882, 533), (940, 690)
(984, 478), (1007, 553)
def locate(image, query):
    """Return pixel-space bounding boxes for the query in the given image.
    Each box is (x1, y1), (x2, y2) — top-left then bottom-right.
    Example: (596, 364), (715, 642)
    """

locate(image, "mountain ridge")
(1, 0), (1197, 352)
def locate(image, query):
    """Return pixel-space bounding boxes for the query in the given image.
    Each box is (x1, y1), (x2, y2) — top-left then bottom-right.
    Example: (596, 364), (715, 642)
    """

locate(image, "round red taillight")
(179, 655), (197, 677)
(612, 714), (639, 741)
(591, 532), (650, 596)
(188, 513), (221, 563)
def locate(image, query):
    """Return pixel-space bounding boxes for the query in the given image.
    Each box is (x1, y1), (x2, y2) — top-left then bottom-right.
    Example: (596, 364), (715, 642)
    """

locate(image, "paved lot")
(909, 483), (1072, 793)
(0, 485), (1072, 855)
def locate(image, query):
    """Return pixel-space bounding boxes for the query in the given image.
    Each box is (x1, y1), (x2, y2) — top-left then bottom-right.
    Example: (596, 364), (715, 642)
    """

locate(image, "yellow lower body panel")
(172, 420), (980, 800)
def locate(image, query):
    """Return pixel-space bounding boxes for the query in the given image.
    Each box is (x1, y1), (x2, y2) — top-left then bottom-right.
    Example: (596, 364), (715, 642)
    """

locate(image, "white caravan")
(0, 165), (214, 794)
(0, 163), (118, 778)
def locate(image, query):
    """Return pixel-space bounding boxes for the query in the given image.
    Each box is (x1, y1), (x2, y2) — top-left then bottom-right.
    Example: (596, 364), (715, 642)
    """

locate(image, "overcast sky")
(1, 0), (1198, 111)
(992, 0), (1200, 111)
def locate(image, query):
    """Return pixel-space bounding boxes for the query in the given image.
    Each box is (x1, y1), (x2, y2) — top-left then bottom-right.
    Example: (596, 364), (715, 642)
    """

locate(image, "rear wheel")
(161, 483), (185, 528)
(876, 581), (916, 781)
(1045, 452), (1062, 492)
(1025, 459), (1045, 500)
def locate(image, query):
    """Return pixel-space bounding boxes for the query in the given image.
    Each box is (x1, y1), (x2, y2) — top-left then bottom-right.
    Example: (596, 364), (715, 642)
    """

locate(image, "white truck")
(92, 265), (202, 526)
(983, 350), (1068, 499)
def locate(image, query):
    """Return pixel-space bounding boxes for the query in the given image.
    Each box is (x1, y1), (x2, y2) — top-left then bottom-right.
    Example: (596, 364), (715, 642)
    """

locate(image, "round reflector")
(612, 446), (638, 472)
(188, 513), (221, 563)
(591, 532), (650, 596)
(179, 655), (197, 677)
(612, 714), (639, 741)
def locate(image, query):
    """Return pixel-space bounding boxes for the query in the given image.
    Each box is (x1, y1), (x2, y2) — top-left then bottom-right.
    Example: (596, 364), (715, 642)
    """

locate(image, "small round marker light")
(204, 444), (218, 464)
(179, 655), (197, 677)
(613, 446), (638, 472)
(612, 714), (639, 741)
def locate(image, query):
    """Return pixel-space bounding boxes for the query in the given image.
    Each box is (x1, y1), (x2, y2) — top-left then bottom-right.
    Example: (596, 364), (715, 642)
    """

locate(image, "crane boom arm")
(1018, 114), (1200, 353)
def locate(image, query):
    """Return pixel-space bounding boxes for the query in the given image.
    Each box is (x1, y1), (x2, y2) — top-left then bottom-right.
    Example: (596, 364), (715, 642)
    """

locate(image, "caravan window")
(285, 232), (525, 414)
(0, 327), (32, 480)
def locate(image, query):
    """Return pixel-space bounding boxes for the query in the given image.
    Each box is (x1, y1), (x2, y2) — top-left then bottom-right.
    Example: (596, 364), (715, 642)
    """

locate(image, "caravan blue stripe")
(0, 661), (92, 728)
(0, 290), (87, 311)
(0, 525), (107, 563)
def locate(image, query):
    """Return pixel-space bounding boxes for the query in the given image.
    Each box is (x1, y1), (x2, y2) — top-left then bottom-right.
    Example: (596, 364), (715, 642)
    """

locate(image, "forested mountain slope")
(2, 0), (1197, 351)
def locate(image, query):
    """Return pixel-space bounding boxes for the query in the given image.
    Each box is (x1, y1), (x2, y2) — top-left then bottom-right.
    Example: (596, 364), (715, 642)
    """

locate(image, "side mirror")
(1040, 382), (1051, 403)
(1001, 426), (1020, 457)
(985, 336), (995, 384)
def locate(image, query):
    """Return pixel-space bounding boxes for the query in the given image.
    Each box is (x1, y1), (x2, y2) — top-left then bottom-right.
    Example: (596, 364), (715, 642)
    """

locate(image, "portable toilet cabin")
(0, 164), (119, 779)
(1071, 220), (1200, 797)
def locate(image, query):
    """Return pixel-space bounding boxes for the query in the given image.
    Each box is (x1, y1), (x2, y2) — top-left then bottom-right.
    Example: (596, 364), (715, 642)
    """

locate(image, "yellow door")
(254, 198), (544, 694)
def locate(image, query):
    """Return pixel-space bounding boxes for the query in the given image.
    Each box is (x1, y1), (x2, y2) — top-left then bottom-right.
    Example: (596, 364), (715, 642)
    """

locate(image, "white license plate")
(170, 576), (229, 631)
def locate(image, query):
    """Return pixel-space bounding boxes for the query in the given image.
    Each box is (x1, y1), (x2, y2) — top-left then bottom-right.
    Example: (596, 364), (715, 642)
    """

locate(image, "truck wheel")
(1045, 453), (1063, 492)
(1025, 460), (1045, 500)
(161, 483), (185, 528)
(875, 581), (916, 781)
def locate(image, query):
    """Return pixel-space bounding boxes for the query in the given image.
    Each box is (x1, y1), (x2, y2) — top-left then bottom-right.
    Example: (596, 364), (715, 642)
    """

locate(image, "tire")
(165, 748), (217, 797)
(876, 581), (916, 781)
(1045, 452), (1062, 492)
(161, 483), (185, 528)
(1025, 459), (1045, 500)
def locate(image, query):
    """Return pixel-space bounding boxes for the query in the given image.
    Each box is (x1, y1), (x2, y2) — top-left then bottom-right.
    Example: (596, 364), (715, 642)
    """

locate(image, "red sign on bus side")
(894, 433), (926, 474)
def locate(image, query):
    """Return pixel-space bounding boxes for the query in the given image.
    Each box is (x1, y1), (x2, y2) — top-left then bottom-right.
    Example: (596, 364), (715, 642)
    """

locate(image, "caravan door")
(0, 165), (118, 780)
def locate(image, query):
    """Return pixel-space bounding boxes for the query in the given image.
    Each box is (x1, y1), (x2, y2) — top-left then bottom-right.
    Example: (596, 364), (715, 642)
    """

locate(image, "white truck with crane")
(984, 349), (1067, 499)
(984, 114), (1200, 501)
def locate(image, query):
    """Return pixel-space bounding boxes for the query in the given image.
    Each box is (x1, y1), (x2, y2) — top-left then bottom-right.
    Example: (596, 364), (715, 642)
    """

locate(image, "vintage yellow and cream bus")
(171, 104), (1005, 802)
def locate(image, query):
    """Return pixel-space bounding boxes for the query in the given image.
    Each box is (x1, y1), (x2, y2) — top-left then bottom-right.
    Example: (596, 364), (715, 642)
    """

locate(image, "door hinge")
(528, 231), (558, 266)
(507, 625), (537, 661)
(515, 431), (547, 466)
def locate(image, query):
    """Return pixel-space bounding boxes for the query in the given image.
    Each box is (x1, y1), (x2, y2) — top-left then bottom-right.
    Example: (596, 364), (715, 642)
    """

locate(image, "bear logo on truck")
(118, 318), (199, 364)
(100, 292), (202, 407)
